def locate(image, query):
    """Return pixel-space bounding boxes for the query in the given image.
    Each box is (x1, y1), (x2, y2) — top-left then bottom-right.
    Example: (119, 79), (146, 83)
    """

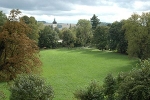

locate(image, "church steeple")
(52, 18), (57, 29)
(52, 18), (57, 24)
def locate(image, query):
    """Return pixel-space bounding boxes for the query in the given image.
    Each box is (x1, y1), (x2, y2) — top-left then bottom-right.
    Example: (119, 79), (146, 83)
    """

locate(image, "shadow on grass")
(55, 48), (139, 70)
(55, 48), (137, 60)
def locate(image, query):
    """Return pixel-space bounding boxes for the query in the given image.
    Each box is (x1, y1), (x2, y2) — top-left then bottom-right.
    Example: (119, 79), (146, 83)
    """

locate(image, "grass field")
(0, 48), (138, 100)
(40, 48), (137, 100)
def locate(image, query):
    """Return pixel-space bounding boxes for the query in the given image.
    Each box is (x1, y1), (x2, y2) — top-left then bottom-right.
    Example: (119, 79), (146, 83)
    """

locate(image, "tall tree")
(61, 28), (76, 48)
(109, 21), (127, 54)
(76, 19), (92, 47)
(38, 26), (59, 48)
(0, 9), (41, 81)
(90, 14), (100, 30)
(124, 13), (150, 59)
(21, 16), (39, 43)
(93, 26), (109, 50)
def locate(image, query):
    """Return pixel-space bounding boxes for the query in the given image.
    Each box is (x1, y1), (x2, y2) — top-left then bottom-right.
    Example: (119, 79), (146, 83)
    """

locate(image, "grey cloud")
(1, 0), (150, 13)
(112, 0), (150, 11)
(0, 0), (115, 12)
(0, 0), (150, 23)
(0, 0), (73, 11)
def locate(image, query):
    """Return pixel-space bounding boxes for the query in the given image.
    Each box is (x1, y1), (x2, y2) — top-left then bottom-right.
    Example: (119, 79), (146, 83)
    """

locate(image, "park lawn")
(0, 48), (138, 100)
(40, 48), (138, 100)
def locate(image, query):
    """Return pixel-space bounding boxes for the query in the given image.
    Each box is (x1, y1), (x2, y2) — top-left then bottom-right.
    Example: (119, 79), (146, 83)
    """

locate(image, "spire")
(52, 18), (57, 24)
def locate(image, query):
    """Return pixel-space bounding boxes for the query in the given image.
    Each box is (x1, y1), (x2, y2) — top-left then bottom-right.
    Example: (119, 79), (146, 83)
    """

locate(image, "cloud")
(0, 0), (150, 23)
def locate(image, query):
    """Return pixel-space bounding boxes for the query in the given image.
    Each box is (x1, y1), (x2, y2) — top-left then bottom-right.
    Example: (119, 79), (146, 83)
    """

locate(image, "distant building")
(43, 18), (76, 30)
(52, 18), (57, 29)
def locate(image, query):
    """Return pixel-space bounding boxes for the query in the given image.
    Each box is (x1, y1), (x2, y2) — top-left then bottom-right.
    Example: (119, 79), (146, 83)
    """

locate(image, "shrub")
(103, 74), (116, 100)
(0, 91), (6, 100)
(116, 59), (150, 100)
(9, 74), (54, 100)
(74, 81), (104, 100)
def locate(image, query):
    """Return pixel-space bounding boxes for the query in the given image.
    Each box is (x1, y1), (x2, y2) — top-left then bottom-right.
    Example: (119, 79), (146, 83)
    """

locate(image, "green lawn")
(40, 48), (137, 100)
(0, 48), (137, 100)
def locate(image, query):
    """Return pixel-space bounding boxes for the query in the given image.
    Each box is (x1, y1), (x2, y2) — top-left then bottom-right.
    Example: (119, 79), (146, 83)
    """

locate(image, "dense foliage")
(124, 12), (150, 59)
(21, 16), (40, 43)
(116, 59), (150, 100)
(93, 26), (109, 50)
(10, 74), (54, 100)
(74, 81), (104, 100)
(90, 14), (100, 30)
(60, 28), (76, 48)
(76, 19), (92, 47)
(103, 74), (116, 100)
(0, 11), (7, 31)
(109, 21), (127, 54)
(38, 26), (59, 48)
(0, 9), (41, 81)
(0, 91), (6, 100)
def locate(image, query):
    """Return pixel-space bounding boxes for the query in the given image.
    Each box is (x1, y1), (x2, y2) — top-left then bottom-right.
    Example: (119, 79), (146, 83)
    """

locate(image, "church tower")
(52, 18), (57, 29)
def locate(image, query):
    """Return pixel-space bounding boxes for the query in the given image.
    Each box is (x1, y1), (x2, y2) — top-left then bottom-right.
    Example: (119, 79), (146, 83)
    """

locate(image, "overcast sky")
(0, 0), (150, 23)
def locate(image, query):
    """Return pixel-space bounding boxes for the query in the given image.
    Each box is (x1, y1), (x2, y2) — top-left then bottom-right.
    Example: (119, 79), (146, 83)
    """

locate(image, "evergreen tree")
(90, 14), (100, 30)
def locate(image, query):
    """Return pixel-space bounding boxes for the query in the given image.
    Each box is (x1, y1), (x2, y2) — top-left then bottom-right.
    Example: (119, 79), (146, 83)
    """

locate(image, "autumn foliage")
(0, 9), (41, 81)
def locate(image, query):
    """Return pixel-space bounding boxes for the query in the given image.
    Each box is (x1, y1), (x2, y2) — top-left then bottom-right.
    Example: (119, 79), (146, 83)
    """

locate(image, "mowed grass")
(40, 48), (138, 100)
(0, 48), (137, 100)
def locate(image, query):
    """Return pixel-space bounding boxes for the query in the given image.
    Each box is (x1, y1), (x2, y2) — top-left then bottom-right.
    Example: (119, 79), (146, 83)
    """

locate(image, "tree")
(76, 19), (92, 47)
(90, 14), (100, 30)
(0, 11), (7, 31)
(38, 26), (59, 48)
(0, 9), (41, 81)
(61, 28), (76, 48)
(21, 16), (40, 43)
(93, 26), (109, 50)
(109, 21), (127, 54)
(124, 13), (150, 59)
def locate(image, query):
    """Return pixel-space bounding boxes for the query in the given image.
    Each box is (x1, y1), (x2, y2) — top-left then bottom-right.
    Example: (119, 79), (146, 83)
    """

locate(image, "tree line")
(39, 13), (150, 60)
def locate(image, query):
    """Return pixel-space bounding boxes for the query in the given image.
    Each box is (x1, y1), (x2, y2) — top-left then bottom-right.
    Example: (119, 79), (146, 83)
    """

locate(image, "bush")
(103, 74), (116, 100)
(0, 91), (6, 100)
(74, 81), (104, 100)
(9, 74), (54, 100)
(116, 59), (150, 100)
